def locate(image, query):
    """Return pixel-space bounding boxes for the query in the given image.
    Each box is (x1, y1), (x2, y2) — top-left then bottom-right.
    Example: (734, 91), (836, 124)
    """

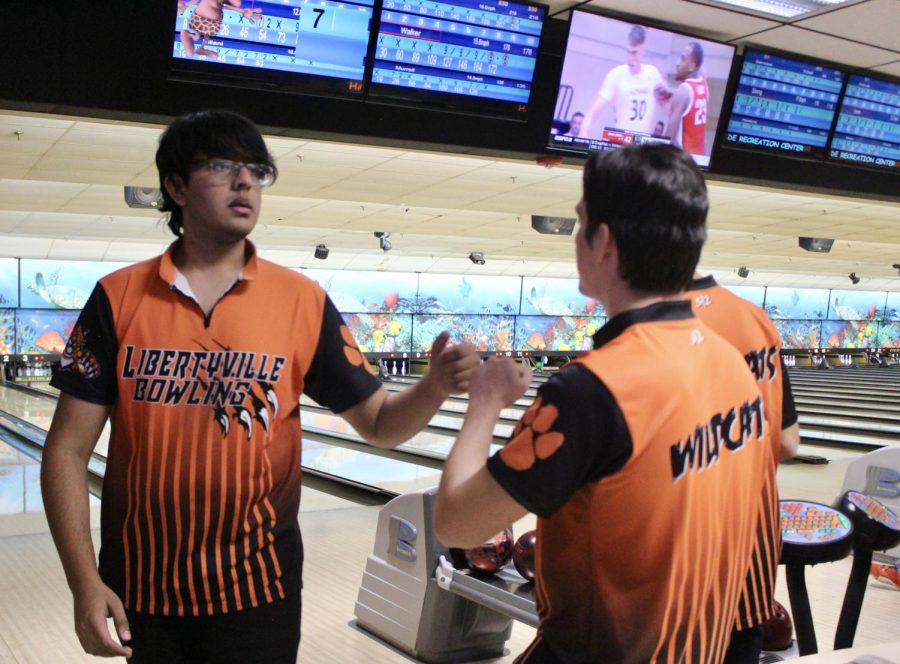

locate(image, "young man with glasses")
(41, 109), (478, 663)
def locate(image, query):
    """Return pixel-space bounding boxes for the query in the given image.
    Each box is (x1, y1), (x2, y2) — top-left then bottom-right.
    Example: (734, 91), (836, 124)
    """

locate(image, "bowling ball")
(761, 600), (794, 651)
(513, 529), (537, 582)
(464, 527), (514, 574)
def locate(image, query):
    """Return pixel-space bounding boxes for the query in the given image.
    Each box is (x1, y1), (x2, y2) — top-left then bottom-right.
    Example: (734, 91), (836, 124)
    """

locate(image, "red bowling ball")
(513, 529), (537, 582)
(464, 527), (514, 574)
(762, 600), (794, 651)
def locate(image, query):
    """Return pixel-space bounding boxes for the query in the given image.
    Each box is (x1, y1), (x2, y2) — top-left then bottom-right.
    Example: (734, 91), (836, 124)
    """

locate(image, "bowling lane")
(0, 383), (111, 458)
(0, 383), (452, 498)
(301, 409), (506, 462)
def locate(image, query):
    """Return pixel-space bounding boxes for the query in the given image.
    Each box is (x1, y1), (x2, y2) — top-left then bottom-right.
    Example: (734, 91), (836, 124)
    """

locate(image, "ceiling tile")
(793, 0), (900, 54)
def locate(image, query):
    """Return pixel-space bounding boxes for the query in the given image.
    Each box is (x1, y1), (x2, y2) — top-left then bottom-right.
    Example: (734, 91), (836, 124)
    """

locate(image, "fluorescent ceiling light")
(701, 0), (860, 20)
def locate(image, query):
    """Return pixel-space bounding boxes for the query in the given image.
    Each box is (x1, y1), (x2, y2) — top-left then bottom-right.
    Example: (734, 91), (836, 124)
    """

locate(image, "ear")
(591, 223), (615, 260)
(164, 174), (187, 208)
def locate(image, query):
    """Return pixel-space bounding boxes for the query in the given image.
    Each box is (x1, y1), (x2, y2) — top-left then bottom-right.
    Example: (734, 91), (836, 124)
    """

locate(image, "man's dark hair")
(687, 42), (704, 69)
(628, 25), (646, 46)
(156, 109), (277, 236)
(572, 112), (585, 120)
(581, 144), (708, 294)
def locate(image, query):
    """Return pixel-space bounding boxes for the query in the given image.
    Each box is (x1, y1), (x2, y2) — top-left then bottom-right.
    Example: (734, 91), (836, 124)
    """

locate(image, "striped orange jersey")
(487, 301), (771, 664)
(52, 241), (380, 616)
(688, 276), (799, 630)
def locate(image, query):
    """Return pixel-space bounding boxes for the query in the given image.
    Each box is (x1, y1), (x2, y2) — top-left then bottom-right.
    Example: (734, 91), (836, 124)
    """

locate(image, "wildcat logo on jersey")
(745, 345), (778, 382)
(120, 343), (285, 439)
(670, 395), (765, 482)
(59, 323), (101, 379)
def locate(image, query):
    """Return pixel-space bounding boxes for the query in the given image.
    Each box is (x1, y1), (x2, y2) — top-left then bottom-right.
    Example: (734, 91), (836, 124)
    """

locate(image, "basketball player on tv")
(581, 25), (666, 139)
(664, 42), (709, 157)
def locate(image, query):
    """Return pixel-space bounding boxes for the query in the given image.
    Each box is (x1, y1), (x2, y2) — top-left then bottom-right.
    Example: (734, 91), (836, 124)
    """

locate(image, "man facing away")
(688, 274), (800, 663)
(435, 144), (773, 663)
(581, 25), (665, 139)
(40, 109), (478, 663)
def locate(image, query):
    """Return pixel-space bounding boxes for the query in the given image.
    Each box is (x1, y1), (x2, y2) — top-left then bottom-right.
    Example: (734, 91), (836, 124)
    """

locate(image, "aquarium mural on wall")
(344, 313), (413, 353)
(773, 320), (822, 349)
(0, 258), (18, 307)
(729, 285), (765, 308)
(514, 316), (606, 352)
(520, 277), (605, 316)
(411, 314), (515, 352)
(0, 309), (15, 355)
(764, 287), (829, 320)
(19, 259), (129, 309)
(821, 320), (876, 349)
(885, 292), (900, 322)
(827, 290), (887, 321)
(302, 268), (419, 313)
(16, 309), (79, 354)
(416, 274), (521, 315)
(874, 322), (900, 348)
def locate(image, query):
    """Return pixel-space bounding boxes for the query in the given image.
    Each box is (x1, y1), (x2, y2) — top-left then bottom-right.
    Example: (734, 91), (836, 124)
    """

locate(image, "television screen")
(828, 73), (900, 171)
(547, 10), (735, 168)
(723, 49), (844, 158)
(170, 0), (375, 96)
(367, 0), (547, 117)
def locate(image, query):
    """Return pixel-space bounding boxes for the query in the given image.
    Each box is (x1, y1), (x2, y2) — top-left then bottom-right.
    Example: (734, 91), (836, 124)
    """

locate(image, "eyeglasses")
(194, 158), (276, 187)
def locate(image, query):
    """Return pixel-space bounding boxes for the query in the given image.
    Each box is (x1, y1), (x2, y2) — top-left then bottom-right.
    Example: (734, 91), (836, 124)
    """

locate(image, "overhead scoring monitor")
(367, 0), (547, 117)
(723, 48), (845, 158)
(169, 0), (376, 96)
(828, 73), (900, 171)
(547, 10), (736, 169)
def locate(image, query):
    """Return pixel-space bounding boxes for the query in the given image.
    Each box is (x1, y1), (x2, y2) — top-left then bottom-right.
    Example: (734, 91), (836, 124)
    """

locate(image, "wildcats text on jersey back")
(670, 395), (765, 481)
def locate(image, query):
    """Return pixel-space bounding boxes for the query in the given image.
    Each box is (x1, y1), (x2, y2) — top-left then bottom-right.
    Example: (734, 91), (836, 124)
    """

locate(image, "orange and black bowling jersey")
(52, 241), (380, 616)
(487, 301), (771, 664)
(688, 276), (798, 630)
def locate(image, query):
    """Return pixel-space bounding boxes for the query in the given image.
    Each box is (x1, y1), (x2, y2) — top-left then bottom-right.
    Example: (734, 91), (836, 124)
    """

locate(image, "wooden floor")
(1, 445), (898, 663)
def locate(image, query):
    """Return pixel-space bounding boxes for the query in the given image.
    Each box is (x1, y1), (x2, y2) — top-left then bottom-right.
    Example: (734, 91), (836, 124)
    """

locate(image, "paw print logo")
(499, 396), (566, 471)
(340, 325), (365, 366)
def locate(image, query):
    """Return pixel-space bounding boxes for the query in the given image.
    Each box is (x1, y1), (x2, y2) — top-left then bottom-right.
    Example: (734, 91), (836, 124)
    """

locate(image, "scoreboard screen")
(828, 73), (900, 171)
(723, 49), (844, 158)
(170, 0), (375, 96)
(367, 0), (547, 117)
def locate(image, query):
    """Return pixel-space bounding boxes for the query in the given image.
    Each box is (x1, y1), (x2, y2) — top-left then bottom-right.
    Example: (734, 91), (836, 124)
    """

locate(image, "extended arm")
(780, 422), (800, 461)
(665, 83), (691, 145)
(580, 95), (609, 141)
(779, 356), (800, 461)
(341, 331), (479, 449)
(434, 358), (532, 547)
(40, 394), (131, 658)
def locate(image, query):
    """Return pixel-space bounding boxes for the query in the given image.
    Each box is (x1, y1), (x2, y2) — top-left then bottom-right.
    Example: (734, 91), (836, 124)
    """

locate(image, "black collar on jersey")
(591, 300), (694, 350)
(688, 275), (717, 291)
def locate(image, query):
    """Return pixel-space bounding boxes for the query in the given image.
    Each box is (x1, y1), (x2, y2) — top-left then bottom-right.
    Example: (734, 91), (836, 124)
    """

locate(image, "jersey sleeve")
(303, 295), (381, 413)
(781, 356), (798, 429)
(486, 364), (633, 517)
(598, 66), (620, 102)
(50, 283), (119, 405)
